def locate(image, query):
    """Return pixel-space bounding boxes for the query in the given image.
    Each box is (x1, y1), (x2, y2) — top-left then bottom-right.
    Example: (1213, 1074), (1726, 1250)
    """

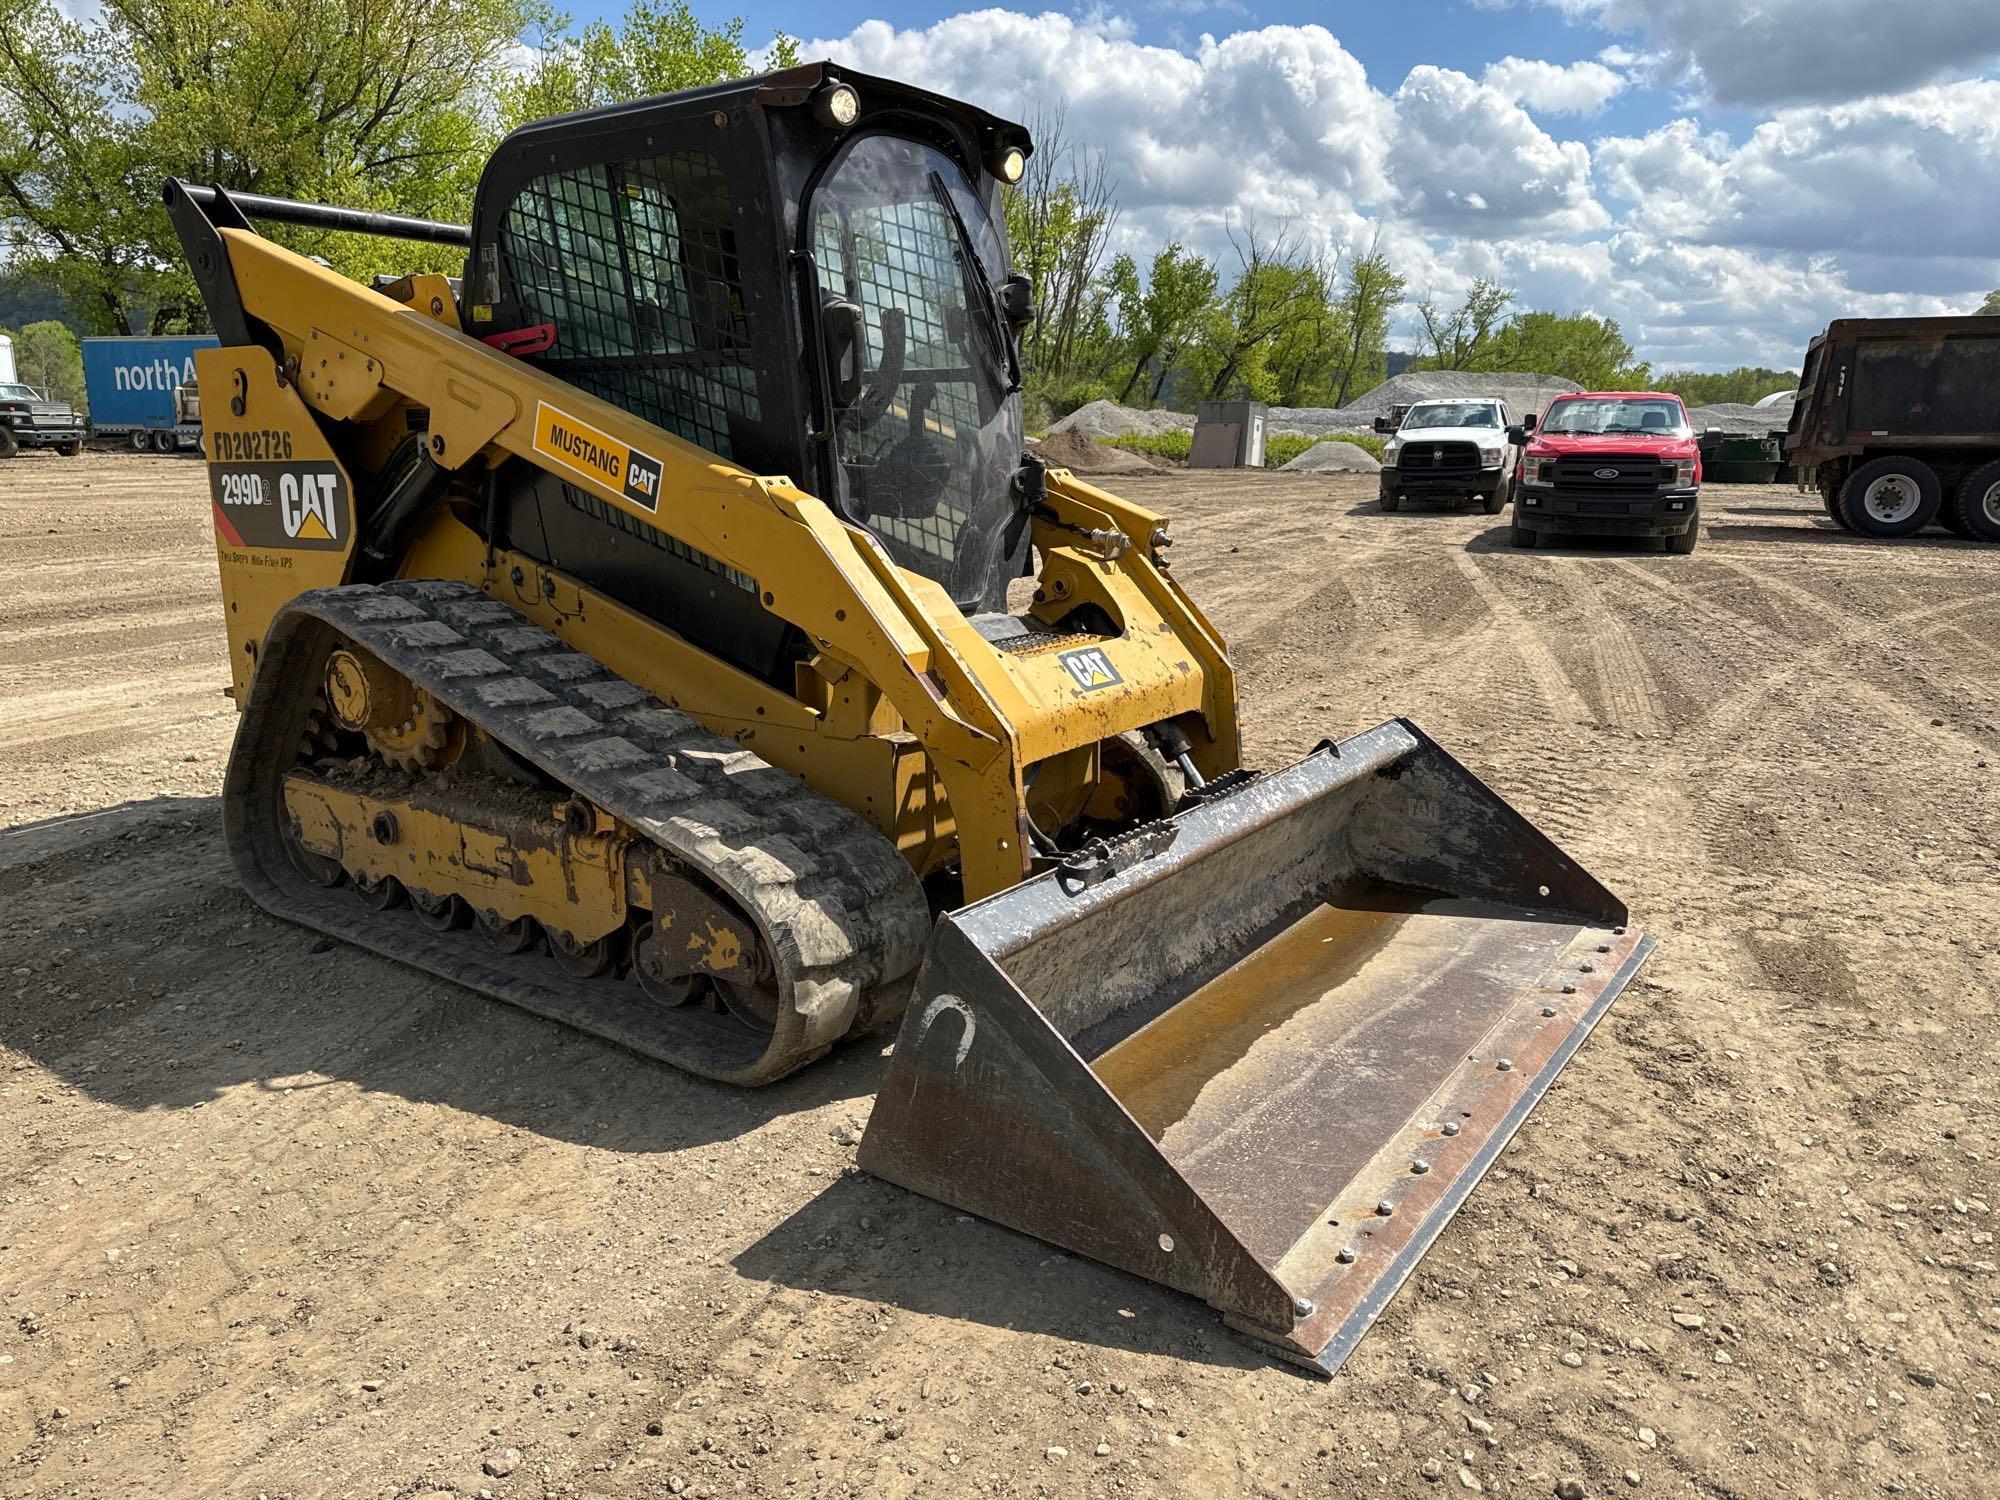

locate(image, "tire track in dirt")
(1445, 549), (1597, 727)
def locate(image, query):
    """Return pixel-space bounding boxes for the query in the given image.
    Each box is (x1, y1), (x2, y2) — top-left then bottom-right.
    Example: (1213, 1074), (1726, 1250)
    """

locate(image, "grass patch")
(1102, 428), (1386, 468)
(1104, 429), (1193, 462)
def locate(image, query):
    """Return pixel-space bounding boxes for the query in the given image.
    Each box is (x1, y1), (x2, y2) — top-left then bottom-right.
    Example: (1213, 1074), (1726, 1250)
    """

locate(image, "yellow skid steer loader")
(167, 62), (1652, 1375)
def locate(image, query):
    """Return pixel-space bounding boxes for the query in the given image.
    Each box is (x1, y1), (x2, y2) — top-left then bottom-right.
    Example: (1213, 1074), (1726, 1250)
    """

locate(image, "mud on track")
(1, 453), (1996, 1499)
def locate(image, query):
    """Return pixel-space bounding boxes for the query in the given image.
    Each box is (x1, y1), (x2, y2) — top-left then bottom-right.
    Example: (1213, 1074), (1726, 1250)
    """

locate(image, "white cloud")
(1597, 82), (2000, 261)
(809, 13), (1395, 225)
(1482, 55), (1626, 115)
(794, 11), (2000, 367)
(1390, 67), (1608, 232)
(1544, 0), (2000, 107)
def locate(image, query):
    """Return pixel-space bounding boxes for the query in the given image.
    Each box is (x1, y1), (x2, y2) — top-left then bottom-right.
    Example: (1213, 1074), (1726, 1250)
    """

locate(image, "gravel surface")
(3, 450), (1997, 1498)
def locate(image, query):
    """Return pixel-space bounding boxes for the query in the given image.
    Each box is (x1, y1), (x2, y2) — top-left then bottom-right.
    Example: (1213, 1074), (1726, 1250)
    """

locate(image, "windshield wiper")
(927, 169), (1018, 395)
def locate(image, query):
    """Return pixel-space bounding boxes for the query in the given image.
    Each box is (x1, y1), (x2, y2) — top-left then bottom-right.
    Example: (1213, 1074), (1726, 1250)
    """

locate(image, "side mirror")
(1000, 273), (1035, 333)
(1506, 423), (1527, 445)
(1372, 416), (1397, 435)
(1522, 413), (1537, 433)
(822, 298), (866, 408)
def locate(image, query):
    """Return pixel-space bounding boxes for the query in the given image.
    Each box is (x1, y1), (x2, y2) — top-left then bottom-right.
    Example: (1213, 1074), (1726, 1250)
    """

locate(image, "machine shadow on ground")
(1704, 522), (1984, 548)
(1460, 524), (1668, 555)
(732, 1171), (1283, 1376)
(1341, 500), (1495, 520)
(0, 794), (883, 1155)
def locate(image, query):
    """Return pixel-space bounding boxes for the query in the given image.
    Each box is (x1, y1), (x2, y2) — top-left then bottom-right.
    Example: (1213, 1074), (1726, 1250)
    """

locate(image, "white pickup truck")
(1375, 398), (1525, 513)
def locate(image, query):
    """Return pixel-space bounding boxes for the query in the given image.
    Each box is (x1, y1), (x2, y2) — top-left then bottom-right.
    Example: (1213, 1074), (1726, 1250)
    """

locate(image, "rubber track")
(225, 579), (931, 1085)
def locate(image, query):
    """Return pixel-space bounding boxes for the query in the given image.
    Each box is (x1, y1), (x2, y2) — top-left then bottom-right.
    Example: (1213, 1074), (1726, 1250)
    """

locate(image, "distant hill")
(0, 269), (74, 334)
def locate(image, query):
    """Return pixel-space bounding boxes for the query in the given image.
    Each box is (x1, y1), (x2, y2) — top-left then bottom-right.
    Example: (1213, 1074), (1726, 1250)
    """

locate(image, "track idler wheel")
(353, 874), (406, 910)
(549, 925), (624, 980)
(715, 978), (781, 1034)
(412, 890), (470, 932)
(634, 919), (703, 1006)
(282, 817), (346, 888)
(477, 909), (540, 955)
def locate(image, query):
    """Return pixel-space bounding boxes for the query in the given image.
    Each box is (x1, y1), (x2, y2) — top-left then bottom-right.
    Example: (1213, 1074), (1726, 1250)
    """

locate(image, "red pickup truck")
(1509, 392), (1720, 555)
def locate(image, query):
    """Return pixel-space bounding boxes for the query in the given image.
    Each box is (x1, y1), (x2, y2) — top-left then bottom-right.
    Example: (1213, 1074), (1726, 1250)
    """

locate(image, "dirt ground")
(2, 449), (1996, 1500)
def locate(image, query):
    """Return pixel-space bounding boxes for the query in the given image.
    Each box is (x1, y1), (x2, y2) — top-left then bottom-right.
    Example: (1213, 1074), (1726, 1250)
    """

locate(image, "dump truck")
(1787, 315), (2000, 541)
(166, 62), (1652, 1376)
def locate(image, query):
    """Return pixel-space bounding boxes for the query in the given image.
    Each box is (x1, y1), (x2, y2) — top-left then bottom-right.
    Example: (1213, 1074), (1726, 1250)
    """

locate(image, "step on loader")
(166, 61), (1653, 1375)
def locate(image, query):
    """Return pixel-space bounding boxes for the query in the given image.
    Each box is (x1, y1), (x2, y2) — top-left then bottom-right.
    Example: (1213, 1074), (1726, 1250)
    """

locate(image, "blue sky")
(547, 1), (2000, 369)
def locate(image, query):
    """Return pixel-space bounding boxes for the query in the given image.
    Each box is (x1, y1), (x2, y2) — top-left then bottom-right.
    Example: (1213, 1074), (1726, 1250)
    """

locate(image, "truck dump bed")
(1788, 315), (2000, 467)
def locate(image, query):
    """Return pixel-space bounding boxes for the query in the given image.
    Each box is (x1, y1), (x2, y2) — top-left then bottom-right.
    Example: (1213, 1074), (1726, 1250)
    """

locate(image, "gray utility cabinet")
(1190, 401), (1268, 469)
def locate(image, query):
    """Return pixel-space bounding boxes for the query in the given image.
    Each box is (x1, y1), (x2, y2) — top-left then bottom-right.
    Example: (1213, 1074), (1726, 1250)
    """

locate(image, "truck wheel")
(0, 426), (17, 459)
(1665, 506), (1700, 555)
(1838, 456), (1941, 538)
(129, 429), (151, 453)
(1953, 460), (2000, 543)
(1484, 473), (1511, 514)
(56, 440), (81, 457)
(1380, 491), (1400, 513)
(1509, 518), (1538, 548)
(152, 429), (177, 454)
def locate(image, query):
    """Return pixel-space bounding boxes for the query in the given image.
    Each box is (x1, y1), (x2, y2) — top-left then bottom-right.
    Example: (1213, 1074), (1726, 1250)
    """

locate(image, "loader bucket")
(858, 720), (1654, 1375)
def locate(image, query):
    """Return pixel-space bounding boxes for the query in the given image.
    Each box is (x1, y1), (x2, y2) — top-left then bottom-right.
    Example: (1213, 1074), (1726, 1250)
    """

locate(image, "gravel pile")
(1045, 372), (1584, 449)
(1029, 427), (1158, 474)
(1278, 440), (1381, 474)
(1689, 396), (1796, 435)
(1047, 401), (1194, 441)
(1264, 407), (1372, 438)
(1327, 370), (1583, 422)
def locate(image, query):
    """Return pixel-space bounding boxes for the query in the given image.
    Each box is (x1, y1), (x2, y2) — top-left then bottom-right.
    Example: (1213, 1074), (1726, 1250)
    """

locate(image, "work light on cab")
(813, 82), (859, 129)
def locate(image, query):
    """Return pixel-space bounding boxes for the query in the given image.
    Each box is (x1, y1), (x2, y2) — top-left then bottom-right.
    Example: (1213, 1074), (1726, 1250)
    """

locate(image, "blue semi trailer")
(80, 335), (219, 452)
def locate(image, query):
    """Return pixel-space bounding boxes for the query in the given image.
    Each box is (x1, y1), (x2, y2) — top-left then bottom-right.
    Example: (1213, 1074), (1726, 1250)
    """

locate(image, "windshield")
(1541, 397), (1689, 437)
(1402, 402), (1499, 431)
(0, 385), (38, 401)
(810, 133), (1024, 609)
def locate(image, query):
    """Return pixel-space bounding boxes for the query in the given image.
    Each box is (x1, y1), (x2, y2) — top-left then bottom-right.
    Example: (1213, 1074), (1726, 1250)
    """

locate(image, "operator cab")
(464, 62), (1037, 675)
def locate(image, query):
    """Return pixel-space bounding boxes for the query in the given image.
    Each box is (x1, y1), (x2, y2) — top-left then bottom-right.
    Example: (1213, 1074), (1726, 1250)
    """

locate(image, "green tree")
(1652, 365), (1797, 405)
(1002, 106), (1120, 411)
(1329, 234), (1405, 406)
(503, 1), (797, 126)
(1186, 227), (1332, 403)
(0, 0), (540, 333)
(1263, 251), (1346, 407)
(1414, 278), (1513, 370)
(1, 0), (788, 334)
(1975, 290), (2000, 315)
(1481, 310), (1650, 390)
(0, 318), (85, 407)
(1115, 242), (1217, 406)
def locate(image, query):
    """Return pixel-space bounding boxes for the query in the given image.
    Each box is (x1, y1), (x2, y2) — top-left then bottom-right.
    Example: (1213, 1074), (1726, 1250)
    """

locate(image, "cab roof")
(493, 60), (1031, 159)
(1549, 391), (1685, 402)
